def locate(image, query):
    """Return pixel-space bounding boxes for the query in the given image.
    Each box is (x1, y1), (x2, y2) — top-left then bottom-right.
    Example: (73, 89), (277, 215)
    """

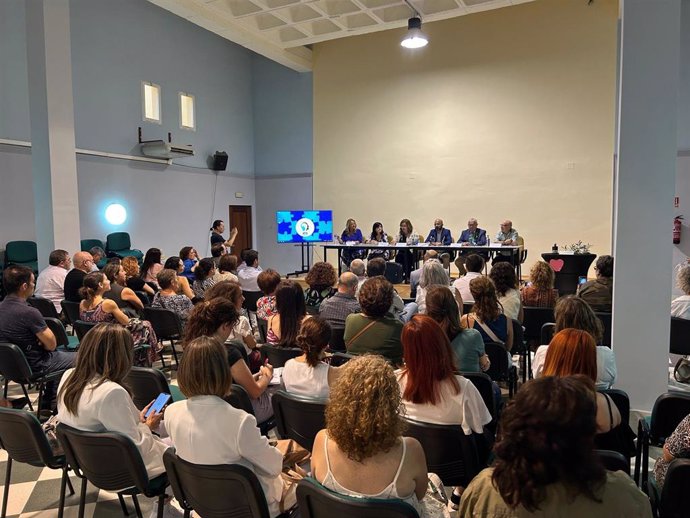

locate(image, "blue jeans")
(40, 350), (77, 410)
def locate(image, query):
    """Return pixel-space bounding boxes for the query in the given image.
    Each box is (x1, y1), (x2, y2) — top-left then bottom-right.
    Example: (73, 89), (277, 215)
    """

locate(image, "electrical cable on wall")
(206, 169), (220, 257)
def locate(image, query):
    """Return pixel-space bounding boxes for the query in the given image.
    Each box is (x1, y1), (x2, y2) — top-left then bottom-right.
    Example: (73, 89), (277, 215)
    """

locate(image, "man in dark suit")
(425, 219), (453, 268)
(455, 218), (488, 274)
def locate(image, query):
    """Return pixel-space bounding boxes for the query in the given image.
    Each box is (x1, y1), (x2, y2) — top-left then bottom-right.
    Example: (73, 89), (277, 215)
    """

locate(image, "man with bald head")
(425, 218), (453, 246)
(318, 272), (361, 330)
(63, 251), (94, 302)
(493, 219), (519, 265)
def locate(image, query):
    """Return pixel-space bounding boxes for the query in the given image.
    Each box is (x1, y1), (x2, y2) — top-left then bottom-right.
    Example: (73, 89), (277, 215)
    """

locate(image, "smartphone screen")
(145, 393), (171, 418)
(578, 276), (587, 285)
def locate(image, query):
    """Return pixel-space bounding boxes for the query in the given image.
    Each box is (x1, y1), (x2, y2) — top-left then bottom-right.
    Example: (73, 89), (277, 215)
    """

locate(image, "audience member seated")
(397, 314), (491, 511)
(213, 254), (239, 284)
(140, 248), (164, 286)
(455, 218), (488, 274)
(183, 298), (273, 422)
(671, 263), (690, 319)
(366, 222), (391, 261)
(366, 257), (405, 319)
(520, 260), (559, 308)
(163, 256), (194, 300)
(339, 218), (366, 267)
(577, 255), (614, 313)
(318, 272), (360, 331)
(459, 376), (650, 518)
(102, 262), (144, 316)
(282, 317), (342, 398)
(410, 250), (438, 299)
(179, 246), (199, 283)
(304, 262), (337, 308)
(532, 296), (617, 389)
(122, 256), (156, 299)
(210, 243), (225, 268)
(192, 258), (216, 299)
(256, 269), (281, 320)
(35, 249), (71, 312)
(489, 262), (523, 322)
(311, 356), (428, 516)
(414, 259), (459, 315)
(492, 220), (519, 265)
(165, 336), (290, 517)
(88, 246), (105, 271)
(63, 251), (94, 302)
(204, 282), (258, 357)
(344, 277), (403, 365)
(452, 253), (484, 304)
(461, 277), (514, 351)
(267, 280), (308, 346)
(0, 265), (75, 409)
(349, 259), (367, 296)
(56, 323), (178, 518)
(426, 286), (489, 373)
(237, 249), (262, 292)
(542, 329), (621, 434)
(79, 272), (160, 366)
(394, 218), (416, 282)
(654, 412), (690, 491)
(151, 269), (193, 324)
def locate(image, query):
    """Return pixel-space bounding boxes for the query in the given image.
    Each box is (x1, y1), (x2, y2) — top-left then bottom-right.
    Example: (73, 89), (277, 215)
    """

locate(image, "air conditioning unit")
(138, 127), (194, 159)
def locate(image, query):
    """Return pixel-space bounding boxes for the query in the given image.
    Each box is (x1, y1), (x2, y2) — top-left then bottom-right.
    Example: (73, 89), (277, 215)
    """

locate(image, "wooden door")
(229, 205), (253, 255)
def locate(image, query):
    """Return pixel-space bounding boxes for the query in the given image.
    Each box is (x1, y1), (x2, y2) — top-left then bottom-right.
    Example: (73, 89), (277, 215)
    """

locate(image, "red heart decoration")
(549, 259), (565, 272)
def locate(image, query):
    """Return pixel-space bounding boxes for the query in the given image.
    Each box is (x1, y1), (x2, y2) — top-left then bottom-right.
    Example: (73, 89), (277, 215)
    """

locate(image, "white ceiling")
(147, 0), (535, 72)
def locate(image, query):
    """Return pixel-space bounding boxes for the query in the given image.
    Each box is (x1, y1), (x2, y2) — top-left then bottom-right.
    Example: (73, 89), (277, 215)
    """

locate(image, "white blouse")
(498, 289), (521, 322)
(396, 371), (492, 435)
(282, 359), (330, 399)
(532, 344), (618, 390)
(56, 369), (169, 479)
(165, 395), (284, 518)
(227, 315), (253, 354)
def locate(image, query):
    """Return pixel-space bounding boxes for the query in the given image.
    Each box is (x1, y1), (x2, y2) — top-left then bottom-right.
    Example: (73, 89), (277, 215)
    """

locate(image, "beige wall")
(313, 0), (618, 276)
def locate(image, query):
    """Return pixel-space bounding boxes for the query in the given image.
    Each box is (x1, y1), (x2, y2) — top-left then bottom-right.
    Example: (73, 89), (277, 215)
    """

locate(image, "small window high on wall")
(180, 92), (195, 131)
(142, 81), (161, 123)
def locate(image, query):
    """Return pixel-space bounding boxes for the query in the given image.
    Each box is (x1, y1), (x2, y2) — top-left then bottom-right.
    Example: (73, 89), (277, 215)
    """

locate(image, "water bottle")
(552, 243), (559, 253)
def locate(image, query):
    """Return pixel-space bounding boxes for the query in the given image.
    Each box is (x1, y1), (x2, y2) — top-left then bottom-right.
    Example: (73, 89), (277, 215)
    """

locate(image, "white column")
(25, 0), (80, 268)
(612, 0), (681, 410)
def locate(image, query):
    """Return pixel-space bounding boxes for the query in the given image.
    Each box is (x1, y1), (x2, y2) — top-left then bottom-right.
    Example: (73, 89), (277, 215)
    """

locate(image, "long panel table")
(322, 243), (523, 279)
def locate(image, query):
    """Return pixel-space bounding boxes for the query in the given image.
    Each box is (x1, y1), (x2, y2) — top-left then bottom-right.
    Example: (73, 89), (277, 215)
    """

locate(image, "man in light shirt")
(237, 249), (262, 292)
(35, 249), (71, 312)
(452, 253), (485, 304)
(493, 219), (519, 265)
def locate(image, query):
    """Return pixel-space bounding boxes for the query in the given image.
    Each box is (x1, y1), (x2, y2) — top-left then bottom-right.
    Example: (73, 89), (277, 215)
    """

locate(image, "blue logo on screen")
(277, 211), (333, 243)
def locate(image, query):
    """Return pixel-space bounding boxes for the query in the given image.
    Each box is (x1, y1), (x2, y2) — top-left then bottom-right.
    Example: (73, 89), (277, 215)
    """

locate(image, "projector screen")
(277, 210), (333, 244)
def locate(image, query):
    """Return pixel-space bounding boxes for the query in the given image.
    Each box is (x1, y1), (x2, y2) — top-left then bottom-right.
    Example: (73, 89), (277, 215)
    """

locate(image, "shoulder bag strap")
(346, 319), (378, 348)
(474, 317), (504, 345)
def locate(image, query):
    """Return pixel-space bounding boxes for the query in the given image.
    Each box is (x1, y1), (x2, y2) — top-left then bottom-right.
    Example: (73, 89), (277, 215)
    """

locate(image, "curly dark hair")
(182, 298), (240, 347)
(595, 255), (614, 278)
(194, 258), (215, 282)
(489, 262), (518, 296)
(492, 375), (605, 511)
(296, 316), (331, 367)
(358, 277), (393, 318)
(305, 262), (337, 291)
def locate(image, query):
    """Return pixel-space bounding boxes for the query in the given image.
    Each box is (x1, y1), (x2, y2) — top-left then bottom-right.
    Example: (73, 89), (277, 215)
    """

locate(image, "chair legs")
(118, 493), (130, 516)
(78, 477), (88, 518)
(21, 384), (34, 412)
(132, 494), (143, 518)
(1, 457), (12, 518)
(57, 466), (71, 518)
(157, 495), (165, 518)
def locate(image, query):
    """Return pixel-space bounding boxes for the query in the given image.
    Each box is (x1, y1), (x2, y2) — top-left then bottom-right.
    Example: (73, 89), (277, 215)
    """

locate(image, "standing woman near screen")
(210, 219), (238, 252)
(340, 218), (366, 268)
(395, 219), (415, 283)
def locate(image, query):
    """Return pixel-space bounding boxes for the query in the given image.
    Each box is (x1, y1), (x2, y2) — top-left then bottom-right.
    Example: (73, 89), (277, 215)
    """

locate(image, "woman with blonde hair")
(672, 263), (690, 319)
(521, 261), (559, 308)
(339, 218), (366, 267)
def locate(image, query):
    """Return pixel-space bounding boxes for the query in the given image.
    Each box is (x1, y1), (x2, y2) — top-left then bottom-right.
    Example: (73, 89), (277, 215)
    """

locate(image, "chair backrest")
(0, 343), (33, 382)
(595, 449), (630, 475)
(261, 344), (302, 368)
(659, 458), (690, 518)
(0, 407), (57, 466)
(384, 262), (404, 284)
(463, 302), (474, 315)
(125, 367), (171, 410)
(649, 392), (690, 443)
(106, 232), (132, 252)
(256, 318), (268, 343)
(403, 418), (482, 487)
(306, 305), (320, 316)
(510, 318), (524, 352)
(329, 327), (346, 352)
(297, 477), (420, 518)
(134, 291), (151, 307)
(5, 241), (38, 265)
(80, 239), (104, 252)
(57, 423), (151, 492)
(242, 291), (263, 313)
(27, 296), (59, 319)
(516, 236), (527, 263)
(143, 307), (183, 340)
(73, 320), (97, 341)
(224, 384), (255, 416)
(461, 372), (497, 425)
(670, 317), (690, 355)
(44, 317), (70, 348)
(271, 390), (327, 451)
(61, 300), (81, 326)
(522, 306), (555, 342)
(484, 342), (510, 383)
(595, 389), (633, 459)
(328, 352), (355, 367)
(540, 323), (556, 345)
(595, 312), (612, 348)
(163, 448), (270, 518)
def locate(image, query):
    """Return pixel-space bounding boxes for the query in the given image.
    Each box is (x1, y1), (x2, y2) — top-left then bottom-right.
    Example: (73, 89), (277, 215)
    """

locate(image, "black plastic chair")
(261, 344), (302, 368)
(484, 342), (517, 397)
(297, 476), (420, 518)
(510, 319), (530, 383)
(143, 307), (182, 368)
(134, 291), (151, 307)
(522, 306), (555, 343)
(402, 418), (484, 487)
(595, 389), (634, 461)
(0, 407), (75, 518)
(462, 371), (498, 430)
(27, 296), (60, 319)
(463, 302), (474, 315)
(595, 312), (612, 348)
(328, 327), (346, 352)
(163, 448), (272, 518)
(242, 291), (263, 313)
(0, 342), (65, 413)
(56, 423), (170, 518)
(72, 320), (97, 341)
(670, 317), (690, 355)
(327, 352), (355, 367)
(595, 449), (630, 475)
(257, 317), (268, 343)
(61, 300), (81, 330)
(649, 458), (690, 518)
(224, 384), (275, 436)
(125, 367), (170, 411)
(384, 262), (404, 285)
(272, 390), (327, 451)
(634, 392), (690, 488)
(44, 317), (79, 351)
(540, 322), (556, 345)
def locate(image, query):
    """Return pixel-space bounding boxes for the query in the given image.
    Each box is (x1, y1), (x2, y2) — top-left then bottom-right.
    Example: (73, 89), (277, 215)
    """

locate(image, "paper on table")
(395, 243), (408, 247)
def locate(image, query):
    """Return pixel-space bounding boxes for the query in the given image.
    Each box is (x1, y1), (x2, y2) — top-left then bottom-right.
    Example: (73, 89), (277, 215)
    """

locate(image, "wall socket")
(235, 192), (244, 198)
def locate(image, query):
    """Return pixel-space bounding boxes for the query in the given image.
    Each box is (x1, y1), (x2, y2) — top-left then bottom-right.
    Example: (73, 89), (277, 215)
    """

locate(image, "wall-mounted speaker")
(212, 151), (228, 171)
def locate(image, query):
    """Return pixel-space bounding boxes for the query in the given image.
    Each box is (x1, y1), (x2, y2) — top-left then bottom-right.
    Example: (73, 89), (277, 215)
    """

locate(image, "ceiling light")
(401, 17), (428, 49)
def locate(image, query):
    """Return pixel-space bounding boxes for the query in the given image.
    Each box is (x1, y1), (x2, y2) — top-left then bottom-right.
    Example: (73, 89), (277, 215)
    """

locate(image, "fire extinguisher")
(674, 215), (684, 244)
